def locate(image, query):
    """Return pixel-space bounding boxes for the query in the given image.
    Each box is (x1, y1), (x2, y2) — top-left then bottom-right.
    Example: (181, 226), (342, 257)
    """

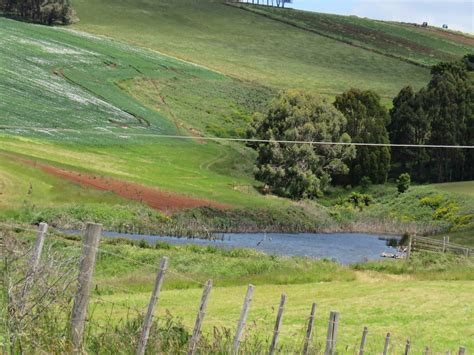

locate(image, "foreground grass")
(86, 239), (473, 353)
(4, 229), (473, 353)
(94, 278), (473, 353)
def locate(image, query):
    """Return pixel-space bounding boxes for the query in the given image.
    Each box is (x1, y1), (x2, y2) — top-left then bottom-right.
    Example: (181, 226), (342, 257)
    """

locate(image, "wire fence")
(1, 124), (474, 149)
(0, 221), (470, 354)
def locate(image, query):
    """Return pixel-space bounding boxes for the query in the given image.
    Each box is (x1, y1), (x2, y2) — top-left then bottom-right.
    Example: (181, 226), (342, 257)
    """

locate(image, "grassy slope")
(0, 17), (281, 208)
(28, 232), (474, 353)
(72, 0), (431, 99)
(238, 4), (473, 67)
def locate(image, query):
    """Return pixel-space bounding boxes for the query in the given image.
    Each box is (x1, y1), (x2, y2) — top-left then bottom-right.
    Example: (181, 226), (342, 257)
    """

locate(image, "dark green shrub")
(397, 173), (411, 193)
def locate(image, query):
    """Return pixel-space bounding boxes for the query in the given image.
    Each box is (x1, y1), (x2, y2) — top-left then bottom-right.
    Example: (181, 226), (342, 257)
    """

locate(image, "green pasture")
(44, 235), (471, 353)
(433, 181), (474, 198)
(240, 4), (473, 66)
(72, 0), (431, 99)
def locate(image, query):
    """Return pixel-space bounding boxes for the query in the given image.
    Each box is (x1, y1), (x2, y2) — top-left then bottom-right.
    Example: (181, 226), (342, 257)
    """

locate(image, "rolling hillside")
(235, 4), (473, 67)
(71, 0), (434, 99)
(0, 2), (472, 235)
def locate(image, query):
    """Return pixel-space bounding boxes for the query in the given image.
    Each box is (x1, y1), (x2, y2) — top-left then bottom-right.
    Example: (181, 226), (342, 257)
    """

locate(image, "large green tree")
(249, 89), (355, 199)
(389, 86), (431, 181)
(389, 55), (474, 182)
(334, 89), (391, 184)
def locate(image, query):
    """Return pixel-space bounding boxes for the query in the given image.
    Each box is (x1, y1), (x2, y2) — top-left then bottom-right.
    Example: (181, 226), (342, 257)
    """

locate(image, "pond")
(95, 231), (401, 265)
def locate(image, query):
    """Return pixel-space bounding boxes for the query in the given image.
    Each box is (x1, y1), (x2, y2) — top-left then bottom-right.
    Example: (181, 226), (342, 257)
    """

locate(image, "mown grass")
(30, 232), (473, 353)
(5, 228), (473, 353)
(238, 4), (473, 66)
(72, 0), (431, 99)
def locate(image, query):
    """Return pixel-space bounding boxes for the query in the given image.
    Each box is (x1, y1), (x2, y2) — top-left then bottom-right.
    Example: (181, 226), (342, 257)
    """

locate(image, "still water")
(97, 231), (400, 265)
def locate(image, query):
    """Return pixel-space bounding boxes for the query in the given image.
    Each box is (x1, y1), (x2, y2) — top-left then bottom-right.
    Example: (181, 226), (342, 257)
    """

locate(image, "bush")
(397, 173), (411, 193)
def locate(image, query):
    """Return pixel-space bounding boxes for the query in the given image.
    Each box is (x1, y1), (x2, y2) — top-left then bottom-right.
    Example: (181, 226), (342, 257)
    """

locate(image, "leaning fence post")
(136, 257), (169, 355)
(71, 223), (102, 354)
(359, 326), (368, 355)
(188, 279), (213, 355)
(302, 303), (317, 355)
(269, 293), (286, 355)
(232, 284), (254, 354)
(382, 332), (390, 355)
(324, 311), (339, 355)
(19, 222), (48, 310)
(404, 339), (411, 355)
(458, 347), (466, 355)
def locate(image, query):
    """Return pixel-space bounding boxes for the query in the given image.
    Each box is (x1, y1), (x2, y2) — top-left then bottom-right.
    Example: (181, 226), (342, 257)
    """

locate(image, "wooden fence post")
(71, 223), (102, 354)
(269, 293), (286, 355)
(324, 311), (339, 355)
(136, 257), (169, 355)
(302, 303), (317, 355)
(232, 284), (254, 355)
(188, 279), (213, 355)
(404, 339), (411, 355)
(458, 347), (466, 355)
(443, 237), (447, 253)
(406, 236), (413, 260)
(424, 346), (430, 355)
(359, 326), (368, 355)
(382, 333), (390, 355)
(19, 222), (48, 309)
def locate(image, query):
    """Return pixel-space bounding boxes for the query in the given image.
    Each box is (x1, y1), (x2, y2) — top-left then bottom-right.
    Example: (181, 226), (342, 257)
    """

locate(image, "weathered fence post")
(71, 223), (102, 354)
(188, 279), (213, 355)
(406, 235), (413, 260)
(232, 284), (254, 354)
(29, 222), (48, 271)
(324, 311), (339, 355)
(424, 346), (430, 355)
(458, 347), (466, 355)
(382, 332), (390, 355)
(136, 257), (169, 355)
(269, 293), (286, 355)
(359, 326), (368, 355)
(443, 236), (447, 253)
(404, 339), (411, 355)
(302, 303), (317, 355)
(19, 222), (48, 309)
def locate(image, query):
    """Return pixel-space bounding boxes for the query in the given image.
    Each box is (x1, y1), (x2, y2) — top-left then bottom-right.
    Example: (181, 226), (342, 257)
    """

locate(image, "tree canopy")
(389, 55), (474, 183)
(0, 0), (77, 25)
(334, 89), (391, 185)
(249, 89), (355, 199)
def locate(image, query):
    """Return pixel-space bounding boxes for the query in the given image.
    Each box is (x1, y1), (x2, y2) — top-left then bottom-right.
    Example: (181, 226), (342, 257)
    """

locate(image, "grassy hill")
(71, 0), (434, 99)
(235, 4), (473, 67)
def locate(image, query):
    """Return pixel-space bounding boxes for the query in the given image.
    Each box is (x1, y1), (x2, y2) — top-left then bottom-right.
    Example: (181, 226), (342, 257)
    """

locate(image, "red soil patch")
(8, 154), (229, 213)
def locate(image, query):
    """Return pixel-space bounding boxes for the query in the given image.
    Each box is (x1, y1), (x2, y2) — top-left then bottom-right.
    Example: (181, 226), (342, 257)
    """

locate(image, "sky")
(288, 0), (474, 33)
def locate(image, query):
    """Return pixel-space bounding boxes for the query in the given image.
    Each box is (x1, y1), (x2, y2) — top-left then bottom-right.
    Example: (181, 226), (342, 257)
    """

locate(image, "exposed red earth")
(6, 153), (229, 213)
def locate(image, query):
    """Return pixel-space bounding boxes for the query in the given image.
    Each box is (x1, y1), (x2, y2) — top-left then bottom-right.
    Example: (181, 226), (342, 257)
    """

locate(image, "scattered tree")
(248, 89), (355, 199)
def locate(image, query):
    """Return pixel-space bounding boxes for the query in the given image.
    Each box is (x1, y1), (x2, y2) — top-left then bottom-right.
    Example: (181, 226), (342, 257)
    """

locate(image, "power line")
(1, 125), (473, 149)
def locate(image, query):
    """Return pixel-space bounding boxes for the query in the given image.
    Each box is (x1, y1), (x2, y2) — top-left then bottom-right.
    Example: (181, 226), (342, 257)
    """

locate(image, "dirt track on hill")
(6, 153), (229, 213)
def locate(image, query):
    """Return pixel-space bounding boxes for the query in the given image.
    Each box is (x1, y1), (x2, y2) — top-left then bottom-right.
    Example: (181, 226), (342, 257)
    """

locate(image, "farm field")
(7, 230), (472, 353)
(433, 181), (474, 198)
(95, 278), (473, 353)
(71, 0), (432, 99)
(237, 4), (474, 67)
(0, 16), (281, 209)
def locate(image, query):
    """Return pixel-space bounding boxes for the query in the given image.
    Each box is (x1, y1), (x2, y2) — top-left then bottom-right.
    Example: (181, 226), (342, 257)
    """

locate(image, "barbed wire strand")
(0, 125), (473, 149)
